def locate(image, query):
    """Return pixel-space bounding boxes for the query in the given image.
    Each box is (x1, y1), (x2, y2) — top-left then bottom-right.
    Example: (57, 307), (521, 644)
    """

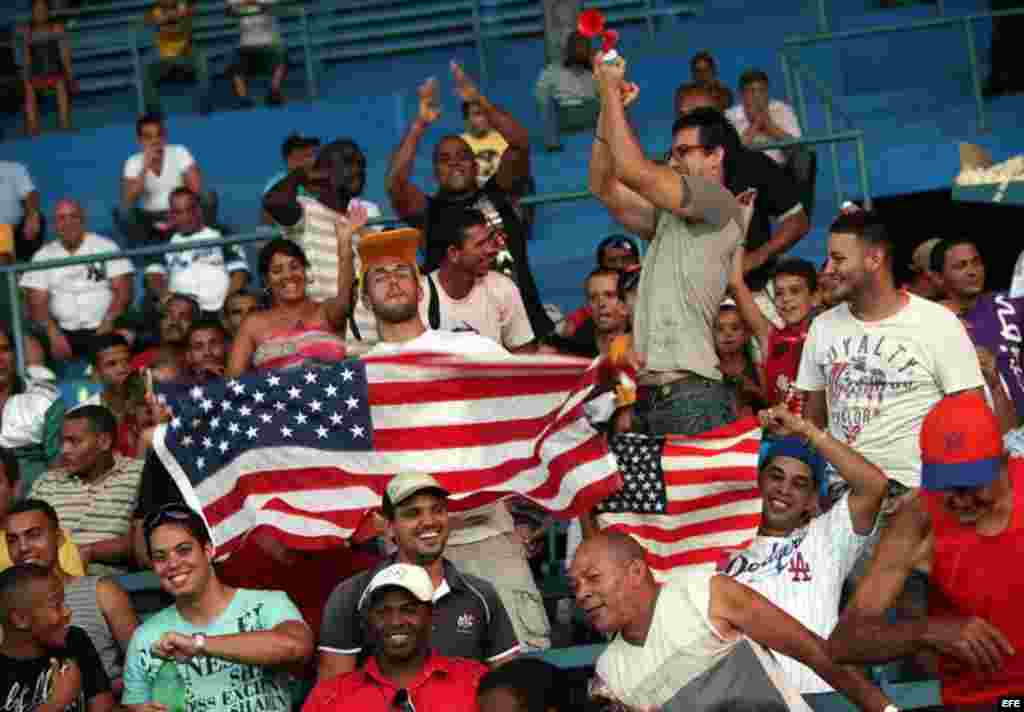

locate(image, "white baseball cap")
(358, 563), (435, 611)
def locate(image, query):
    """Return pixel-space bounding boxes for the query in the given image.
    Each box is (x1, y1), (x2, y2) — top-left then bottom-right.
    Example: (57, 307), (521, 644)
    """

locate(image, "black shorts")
(229, 45), (286, 77)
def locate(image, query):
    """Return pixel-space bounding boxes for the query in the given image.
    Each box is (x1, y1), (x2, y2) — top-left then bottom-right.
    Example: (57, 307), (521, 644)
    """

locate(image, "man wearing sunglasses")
(306, 564), (487, 712)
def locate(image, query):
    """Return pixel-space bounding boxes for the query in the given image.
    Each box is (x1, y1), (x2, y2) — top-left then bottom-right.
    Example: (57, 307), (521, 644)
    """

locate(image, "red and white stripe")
(598, 418), (763, 581)
(156, 351), (623, 557)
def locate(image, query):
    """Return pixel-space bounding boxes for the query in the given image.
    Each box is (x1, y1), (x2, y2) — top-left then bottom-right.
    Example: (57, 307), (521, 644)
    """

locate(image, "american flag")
(153, 353), (622, 557)
(597, 418), (763, 580)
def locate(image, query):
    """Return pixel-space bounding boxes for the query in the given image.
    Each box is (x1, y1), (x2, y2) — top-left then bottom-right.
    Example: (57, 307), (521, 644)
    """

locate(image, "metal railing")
(783, 7), (1024, 133)
(812, 0), (946, 34)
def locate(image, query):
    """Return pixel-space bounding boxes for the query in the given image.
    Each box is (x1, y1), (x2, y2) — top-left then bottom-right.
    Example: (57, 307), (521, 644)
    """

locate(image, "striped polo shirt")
(29, 454), (144, 575)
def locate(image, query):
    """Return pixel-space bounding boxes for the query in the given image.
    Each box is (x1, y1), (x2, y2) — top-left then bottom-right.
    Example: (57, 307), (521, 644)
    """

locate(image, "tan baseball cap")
(910, 238), (941, 273)
(384, 472), (450, 510)
(358, 563), (435, 611)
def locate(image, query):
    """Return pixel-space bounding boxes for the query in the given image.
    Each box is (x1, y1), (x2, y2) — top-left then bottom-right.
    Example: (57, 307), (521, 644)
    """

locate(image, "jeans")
(143, 53), (211, 114)
(634, 375), (736, 437)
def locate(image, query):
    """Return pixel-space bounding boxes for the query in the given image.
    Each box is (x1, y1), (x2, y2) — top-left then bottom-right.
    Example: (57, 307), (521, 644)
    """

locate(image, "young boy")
(0, 564), (114, 712)
(730, 246), (818, 409)
(714, 303), (765, 417)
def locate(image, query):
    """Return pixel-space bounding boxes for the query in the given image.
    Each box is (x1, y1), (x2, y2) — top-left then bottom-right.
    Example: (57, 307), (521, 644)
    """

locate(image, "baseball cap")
(920, 391), (1003, 491)
(358, 563), (434, 611)
(384, 472), (449, 512)
(909, 238), (941, 273)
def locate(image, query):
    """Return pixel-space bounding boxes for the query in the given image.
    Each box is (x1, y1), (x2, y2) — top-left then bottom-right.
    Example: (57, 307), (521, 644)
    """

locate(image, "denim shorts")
(634, 375), (737, 437)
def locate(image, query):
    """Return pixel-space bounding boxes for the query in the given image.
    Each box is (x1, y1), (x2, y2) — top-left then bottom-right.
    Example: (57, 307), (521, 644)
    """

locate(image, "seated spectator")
(729, 248), (817, 407)
(419, 209), (534, 351)
(117, 113), (215, 249)
(905, 237), (942, 300)
(0, 564), (115, 712)
(559, 235), (639, 338)
(182, 318), (228, 385)
(18, 0), (73, 136)
(719, 406), (887, 693)
(141, 0), (211, 115)
(144, 187), (249, 315)
(690, 50), (733, 111)
(0, 160), (44, 264)
(714, 303), (765, 417)
(545, 268), (630, 358)
(29, 405), (143, 575)
(726, 69), (802, 165)
(674, 80), (720, 117)
(123, 505), (313, 712)
(221, 288), (262, 338)
(6, 499), (139, 688)
(319, 473), (521, 681)
(535, 31), (598, 150)
(226, 211), (363, 377)
(263, 138), (382, 347)
(21, 199), (134, 363)
(130, 292), (198, 371)
(261, 133), (319, 225)
(0, 449), (84, 575)
(0, 326), (65, 487)
(305, 564), (487, 712)
(571, 533), (888, 709)
(462, 100), (509, 187)
(387, 63), (554, 340)
(227, 0), (287, 107)
(477, 658), (570, 712)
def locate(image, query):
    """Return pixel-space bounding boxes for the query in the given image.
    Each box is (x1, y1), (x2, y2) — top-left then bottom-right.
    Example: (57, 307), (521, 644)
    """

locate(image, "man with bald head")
(386, 61), (554, 340)
(570, 532), (890, 710)
(21, 199), (135, 362)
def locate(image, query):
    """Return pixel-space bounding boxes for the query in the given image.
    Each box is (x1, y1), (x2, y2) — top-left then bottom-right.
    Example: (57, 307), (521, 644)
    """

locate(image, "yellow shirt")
(0, 526), (86, 575)
(148, 2), (193, 59)
(460, 131), (508, 186)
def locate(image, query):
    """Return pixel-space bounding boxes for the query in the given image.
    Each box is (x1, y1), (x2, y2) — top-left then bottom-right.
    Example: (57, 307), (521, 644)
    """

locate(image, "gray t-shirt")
(633, 176), (744, 382)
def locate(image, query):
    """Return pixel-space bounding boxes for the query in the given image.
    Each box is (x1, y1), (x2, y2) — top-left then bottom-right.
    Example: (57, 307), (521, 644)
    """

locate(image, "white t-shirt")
(795, 294), (984, 487)
(726, 100), (803, 165)
(720, 494), (870, 693)
(144, 227), (249, 312)
(229, 0), (280, 46)
(20, 234), (134, 331)
(420, 271), (534, 350)
(593, 572), (810, 711)
(1010, 250), (1024, 299)
(122, 145), (196, 213)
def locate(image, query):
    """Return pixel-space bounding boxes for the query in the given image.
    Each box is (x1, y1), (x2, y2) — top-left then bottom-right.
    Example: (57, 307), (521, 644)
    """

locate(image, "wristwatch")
(191, 633), (207, 655)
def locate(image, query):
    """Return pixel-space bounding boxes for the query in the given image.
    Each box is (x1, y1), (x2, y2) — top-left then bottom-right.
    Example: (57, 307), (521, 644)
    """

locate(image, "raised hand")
(450, 60), (480, 103)
(417, 77), (441, 124)
(334, 202), (369, 258)
(758, 404), (811, 440)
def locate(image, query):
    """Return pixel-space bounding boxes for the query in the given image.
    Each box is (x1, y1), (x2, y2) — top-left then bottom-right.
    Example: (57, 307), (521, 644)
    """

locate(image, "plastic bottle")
(151, 661), (187, 712)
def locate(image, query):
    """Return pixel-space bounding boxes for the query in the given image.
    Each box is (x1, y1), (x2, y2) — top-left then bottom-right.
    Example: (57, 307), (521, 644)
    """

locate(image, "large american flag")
(597, 418), (763, 580)
(154, 353), (622, 557)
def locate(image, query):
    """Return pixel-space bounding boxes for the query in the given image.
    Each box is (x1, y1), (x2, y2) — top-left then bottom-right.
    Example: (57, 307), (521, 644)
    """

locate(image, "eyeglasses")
(392, 689), (416, 712)
(143, 503), (200, 539)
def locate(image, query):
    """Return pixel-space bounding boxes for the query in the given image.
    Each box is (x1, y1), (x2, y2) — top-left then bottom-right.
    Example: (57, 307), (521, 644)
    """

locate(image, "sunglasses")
(143, 503), (200, 539)
(392, 689), (415, 712)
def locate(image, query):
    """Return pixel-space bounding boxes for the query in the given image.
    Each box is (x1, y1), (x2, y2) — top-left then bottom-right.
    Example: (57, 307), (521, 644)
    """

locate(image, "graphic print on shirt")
(85, 263), (106, 283)
(3, 660), (86, 712)
(824, 335), (921, 443)
(992, 295), (1024, 397)
(717, 529), (810, 583)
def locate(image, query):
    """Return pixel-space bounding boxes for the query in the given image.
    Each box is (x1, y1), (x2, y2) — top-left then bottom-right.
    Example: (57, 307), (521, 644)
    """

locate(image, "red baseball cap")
(920, 391), (1003, 490)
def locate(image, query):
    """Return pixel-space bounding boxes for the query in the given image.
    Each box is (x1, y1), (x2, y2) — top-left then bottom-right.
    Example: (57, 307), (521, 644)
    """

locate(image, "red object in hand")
(600, 29), (619, 53)
(577, 8), (605, 37)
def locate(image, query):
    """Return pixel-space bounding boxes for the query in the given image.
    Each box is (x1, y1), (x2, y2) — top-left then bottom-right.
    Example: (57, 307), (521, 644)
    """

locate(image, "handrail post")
(300, 6), (317, 99)
(8, 271), (26, 384)
(471, 0), (488, 89)
(780, 49), (796, 115)
(816, 0), (829, 33)
(963, 17), (987, 132)
(855, 134), (872, 210)
(793, 66), (810, 149)
(132, 26), (144, 115)
(823, 94), (843, 207)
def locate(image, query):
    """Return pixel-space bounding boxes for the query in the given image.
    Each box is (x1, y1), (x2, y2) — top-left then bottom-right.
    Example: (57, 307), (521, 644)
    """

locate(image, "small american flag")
(597, 418), (763, 580)
(154, 353), (622, 557)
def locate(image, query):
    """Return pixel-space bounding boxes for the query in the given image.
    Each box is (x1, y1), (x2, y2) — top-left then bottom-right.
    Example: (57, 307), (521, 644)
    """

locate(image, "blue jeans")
(635, 376), (736, 437)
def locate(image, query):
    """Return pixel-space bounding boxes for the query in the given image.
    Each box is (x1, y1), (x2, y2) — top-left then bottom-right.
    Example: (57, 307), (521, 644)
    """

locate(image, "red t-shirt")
(923, 459), (1024, 705)
(562, 305), (592, 337)
(302, 652), (487, 712)
(763, 320), (809, 407)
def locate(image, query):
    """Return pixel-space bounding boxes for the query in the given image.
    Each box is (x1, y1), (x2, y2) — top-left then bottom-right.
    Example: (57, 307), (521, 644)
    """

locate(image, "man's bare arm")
(385, 77), (437, 219)
(743, 209), (810, 274)
(588, 106), (656, 240)
(802, 388), (826, 430)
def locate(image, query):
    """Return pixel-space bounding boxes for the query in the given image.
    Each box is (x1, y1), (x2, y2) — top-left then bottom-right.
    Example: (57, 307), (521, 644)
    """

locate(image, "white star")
(288, 386), (302, 400)
(325, 384), (338, 397)
(294, 413), (308, 425)
(190, 386), (204, 401)
(202, 437), (213, 449)
(210, 417), (221, 430)
(231, 381), (246, 396)
(266, 375), (281, 387)
(308, 400), (322, 412)
(200, 399), (214, 412)
(260, 413), (273, 424)
(341, 368), (355, 382)
(274, 401), (286, 412)
(281, 426), (293, 438)
(350, 424), (365, 438)
(227, 422), (240, 435)
(246, 426), (259, 439)
(329, 412), (344, 426)
(218, 440), (230, 453)
(182, 435), (194, 447)
(304, 371), (318, 384)
(345, 396), (359, 411)
(238, 405), (252, 417)
(221, 400), (233, 412)
(253, 391), (265, 404)
(315, 426), (328, 439)
(170, 417), (182, 430)
(196, 457), (206, 469)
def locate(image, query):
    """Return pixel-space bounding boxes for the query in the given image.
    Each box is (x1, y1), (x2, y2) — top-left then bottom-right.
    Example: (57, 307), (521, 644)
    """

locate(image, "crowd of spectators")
(1, 15), (1023, 712)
